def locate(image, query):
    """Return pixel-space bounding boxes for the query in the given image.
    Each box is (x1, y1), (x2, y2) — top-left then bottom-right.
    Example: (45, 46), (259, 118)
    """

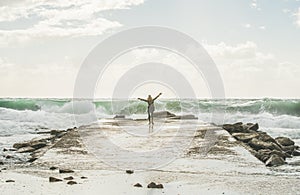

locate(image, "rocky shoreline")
(222, 122), (300, 167)
(2, 116), (300, 169)
(1, 114), (300, 194)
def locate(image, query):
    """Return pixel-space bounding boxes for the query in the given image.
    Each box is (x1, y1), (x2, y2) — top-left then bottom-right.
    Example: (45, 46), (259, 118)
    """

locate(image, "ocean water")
(1, 98), (300, 163)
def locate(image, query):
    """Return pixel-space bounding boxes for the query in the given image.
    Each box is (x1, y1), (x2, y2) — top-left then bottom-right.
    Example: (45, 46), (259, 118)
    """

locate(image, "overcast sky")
(0, 0), (299, 98)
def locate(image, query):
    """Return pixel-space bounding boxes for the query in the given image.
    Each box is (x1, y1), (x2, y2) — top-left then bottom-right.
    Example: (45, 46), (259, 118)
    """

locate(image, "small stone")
(126, 170), (134, 174)
(49, 177), (62, 182)
(64, 176), (74, 180)
(134, 183), (143, 187)
(67, 181), (77, 185)
(59, 169), (74, 174)
(5, 155), (13, 159)
(49, 166), (58, 170)
(0, 161), (4, 165)
(147, 182), (157, 188)
(81, 176), (88, 179)
(147, 182), (164, 189)
(3, 148), (8, 152)
(6, 180), (15, 183)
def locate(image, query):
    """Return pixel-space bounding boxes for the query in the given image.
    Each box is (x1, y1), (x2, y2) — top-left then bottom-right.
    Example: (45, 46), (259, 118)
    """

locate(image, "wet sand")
(1, 118), (299, 194)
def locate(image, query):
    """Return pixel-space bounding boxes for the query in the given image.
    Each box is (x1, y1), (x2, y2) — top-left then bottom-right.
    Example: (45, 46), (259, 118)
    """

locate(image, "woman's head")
(147, 95), (152, 101)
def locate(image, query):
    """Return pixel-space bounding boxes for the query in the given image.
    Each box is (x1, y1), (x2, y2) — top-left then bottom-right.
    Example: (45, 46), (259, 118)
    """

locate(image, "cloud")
(250, 0), (261, 11)
(0, 0), (145, 46)
(259, 26), (266, 30)
(243, 24), (252, 28)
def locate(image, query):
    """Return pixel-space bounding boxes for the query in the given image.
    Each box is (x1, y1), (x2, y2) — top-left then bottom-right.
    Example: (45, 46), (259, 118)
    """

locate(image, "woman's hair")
(147, 95), (153, 101)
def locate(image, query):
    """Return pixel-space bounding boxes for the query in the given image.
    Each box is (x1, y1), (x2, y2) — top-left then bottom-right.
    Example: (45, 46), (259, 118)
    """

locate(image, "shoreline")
(1, 112), (300, 194)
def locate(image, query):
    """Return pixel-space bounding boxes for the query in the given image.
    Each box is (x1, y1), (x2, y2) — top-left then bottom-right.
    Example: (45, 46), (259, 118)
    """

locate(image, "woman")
(138, 93), (162, 124)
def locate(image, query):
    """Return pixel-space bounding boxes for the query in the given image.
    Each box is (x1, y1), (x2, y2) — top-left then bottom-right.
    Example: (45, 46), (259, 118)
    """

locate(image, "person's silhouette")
(138, 93), (162, 124)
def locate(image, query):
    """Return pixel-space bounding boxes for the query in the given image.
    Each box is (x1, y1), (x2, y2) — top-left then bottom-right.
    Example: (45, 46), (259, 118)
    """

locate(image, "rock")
(265, 154), (285, 167)
(248, 138), (281, 151)
(81, 176), (88, 179)
(6, 180), (15, 183)
(147, 182), (164, 189)
(49, 177), (62, 182)
(126, 170), (134, 174)
(17, 146), (36, 153)
(281, 145), (296, 155)
(50, 166), (58, 170)
(59, 169), (74, 174)
(114, 115), (125, 119)
(222, 124), (235, 132)
(248, 123), (259, 131)
(0, 161), (4, 165)
(13, 142), (30, 149)
(257, 132), (277, 144)
(292, 150), (300, 156)
(134, 183), (143, 187)
(67, 181), (77, 185)
(64, 176), (74, 180)
(153, 111), (176, 118)
(5, 155), (13, 159)
(223, 122), (251, 133)
(3, 148), (8, 152)
(170, 115), (198, 120)
(27, 157), (38, 162)
(232, 132), (259, 143)
(275, 137), (295, 147)
(255, 149), (272, 162)
(31, 142), (47, 149)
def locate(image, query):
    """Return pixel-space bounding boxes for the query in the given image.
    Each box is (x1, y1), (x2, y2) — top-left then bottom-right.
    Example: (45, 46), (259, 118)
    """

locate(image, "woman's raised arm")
(153, 93), (162, 101)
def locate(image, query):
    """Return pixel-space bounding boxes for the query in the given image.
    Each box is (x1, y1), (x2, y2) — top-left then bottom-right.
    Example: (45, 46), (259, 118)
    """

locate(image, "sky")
(0, 0), (299, 98)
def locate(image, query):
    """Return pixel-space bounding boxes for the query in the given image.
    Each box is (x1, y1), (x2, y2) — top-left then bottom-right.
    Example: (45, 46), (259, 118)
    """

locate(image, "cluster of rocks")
(223, 122), (300, 167)
(1, 129), (75, 165)
(126, 170), (164, 189)
(49, 168), (86, 185)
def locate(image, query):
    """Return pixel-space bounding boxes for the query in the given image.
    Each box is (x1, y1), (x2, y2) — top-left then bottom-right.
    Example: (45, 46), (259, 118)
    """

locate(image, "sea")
(1, 98), (300, 167)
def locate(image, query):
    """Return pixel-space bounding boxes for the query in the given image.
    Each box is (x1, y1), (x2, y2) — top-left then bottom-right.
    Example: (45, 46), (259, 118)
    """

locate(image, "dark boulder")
(292, 150), (300, 156)
(49, 177), (62, 182)
(114, 115), (125, 119)
(275, 137), (295, 147)
(31, 142), (47, 149)
(126, 170), (134, 174)
(265, 154), (285, 167)
(147, 182), (164, 189)
(153, 111), (176, 118)
(64, 176), (74, 180)
(13, 142), (30, 149)
(281, 145), (296, 155)
(134, 183), (143, 187)
(232, 132), (259, 143)
(248, 138), (281, 151)
(67, 181), (77, 185)
(248, 123), (259, 131)
(6, 180), (15, 183)
(59, 169), (74, 174)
